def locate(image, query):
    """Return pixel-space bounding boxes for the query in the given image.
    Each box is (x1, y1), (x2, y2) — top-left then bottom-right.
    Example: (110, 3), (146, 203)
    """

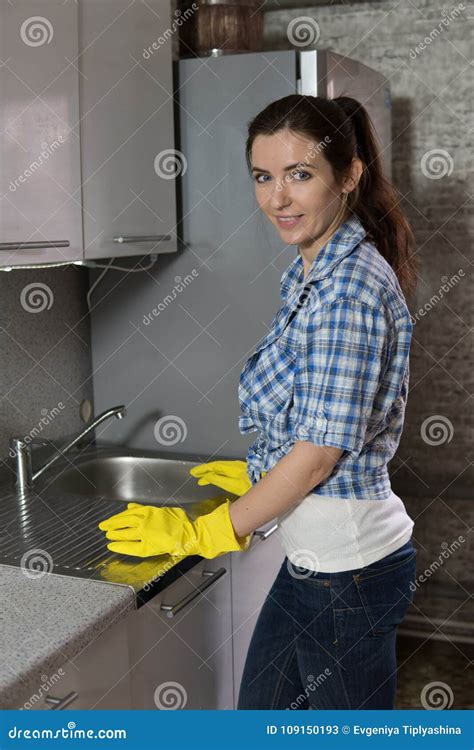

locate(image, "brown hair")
(245, 94), (418, 299)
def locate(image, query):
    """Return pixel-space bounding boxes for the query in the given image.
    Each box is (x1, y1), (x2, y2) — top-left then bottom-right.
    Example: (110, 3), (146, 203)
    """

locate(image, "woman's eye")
(291, 171), (310, 181)
(254, 174), (269, 184)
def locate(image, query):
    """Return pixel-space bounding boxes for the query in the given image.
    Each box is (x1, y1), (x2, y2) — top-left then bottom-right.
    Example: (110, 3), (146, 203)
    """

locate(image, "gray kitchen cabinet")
(79, 0), (177, 260)
(231, 520), (284, 706)
(0, 0), (177, 267)
(127, 556), (234, 710)
(14, 613), (132, 710)
(0, 1), (83, 267)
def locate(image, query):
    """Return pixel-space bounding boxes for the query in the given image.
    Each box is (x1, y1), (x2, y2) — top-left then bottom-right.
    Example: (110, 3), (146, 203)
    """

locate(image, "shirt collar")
(279, 214), (367, 300)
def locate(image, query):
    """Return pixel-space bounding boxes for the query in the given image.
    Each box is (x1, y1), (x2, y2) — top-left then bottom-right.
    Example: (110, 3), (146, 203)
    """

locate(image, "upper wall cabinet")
(79, 0), (177, 260)
(0, 0), (177, 267)
(0, 1), (83, 267)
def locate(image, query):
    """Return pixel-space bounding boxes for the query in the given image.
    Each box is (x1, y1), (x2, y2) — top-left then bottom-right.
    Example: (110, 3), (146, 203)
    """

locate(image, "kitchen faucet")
(9, 405), (127, 495)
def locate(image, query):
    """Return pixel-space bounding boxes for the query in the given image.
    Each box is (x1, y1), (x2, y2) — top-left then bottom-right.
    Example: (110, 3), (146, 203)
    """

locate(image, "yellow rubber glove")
(189, 460), (266, 496)
(97, 500), (252, 559)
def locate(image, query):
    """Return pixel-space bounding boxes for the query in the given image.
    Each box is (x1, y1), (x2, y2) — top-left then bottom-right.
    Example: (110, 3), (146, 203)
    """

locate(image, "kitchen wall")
(0, 267), (93, 465)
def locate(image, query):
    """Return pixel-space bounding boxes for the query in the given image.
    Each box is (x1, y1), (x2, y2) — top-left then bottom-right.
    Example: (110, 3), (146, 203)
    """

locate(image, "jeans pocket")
(353, 548), (417, 637)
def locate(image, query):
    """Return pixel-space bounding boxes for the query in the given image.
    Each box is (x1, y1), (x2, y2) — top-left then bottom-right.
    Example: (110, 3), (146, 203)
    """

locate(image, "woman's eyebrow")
(251, 163), (316, 173)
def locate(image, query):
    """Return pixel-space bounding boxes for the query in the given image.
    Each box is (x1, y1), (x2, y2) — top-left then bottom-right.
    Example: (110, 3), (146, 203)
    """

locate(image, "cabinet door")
(128, 556), (233, 710)
(14, 613), (132, 710)
(231, 520), (284, 706)
(0, 0), (83, 267)
(79, 0), (177, 260)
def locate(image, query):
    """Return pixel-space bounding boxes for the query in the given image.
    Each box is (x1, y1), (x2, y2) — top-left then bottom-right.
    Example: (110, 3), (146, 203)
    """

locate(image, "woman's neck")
(299, 209), (351, 280)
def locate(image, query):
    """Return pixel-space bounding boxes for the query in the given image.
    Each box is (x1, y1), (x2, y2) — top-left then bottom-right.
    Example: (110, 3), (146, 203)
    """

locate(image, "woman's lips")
(275, 214), (304, 229)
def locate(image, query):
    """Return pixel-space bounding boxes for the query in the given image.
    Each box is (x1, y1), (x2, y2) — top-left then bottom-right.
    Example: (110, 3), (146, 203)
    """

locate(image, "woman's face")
(251, 129), (349, 248)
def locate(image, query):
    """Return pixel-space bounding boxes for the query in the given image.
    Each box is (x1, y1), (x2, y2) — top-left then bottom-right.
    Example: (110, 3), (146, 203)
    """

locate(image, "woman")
(98, 95), (418, 710)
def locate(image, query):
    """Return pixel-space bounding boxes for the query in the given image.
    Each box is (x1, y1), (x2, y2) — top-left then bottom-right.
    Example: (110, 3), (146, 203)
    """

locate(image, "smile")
(275, 215), (304, 228)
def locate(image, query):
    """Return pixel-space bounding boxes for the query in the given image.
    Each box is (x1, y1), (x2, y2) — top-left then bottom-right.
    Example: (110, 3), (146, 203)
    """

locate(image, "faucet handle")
(28, 438), (54, 447)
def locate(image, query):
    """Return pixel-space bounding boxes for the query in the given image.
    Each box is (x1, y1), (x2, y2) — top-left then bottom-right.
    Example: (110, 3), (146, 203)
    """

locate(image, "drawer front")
(128, 556), (233, 710)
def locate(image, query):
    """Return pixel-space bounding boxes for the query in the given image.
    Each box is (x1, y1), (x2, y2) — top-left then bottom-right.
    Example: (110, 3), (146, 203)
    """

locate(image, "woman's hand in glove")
(189, 459), (266, 497)
(97, 500), (252, 559)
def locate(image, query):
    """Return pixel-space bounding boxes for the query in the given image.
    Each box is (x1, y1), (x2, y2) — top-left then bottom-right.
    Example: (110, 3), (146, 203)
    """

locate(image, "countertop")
(0, 563), (135, 709)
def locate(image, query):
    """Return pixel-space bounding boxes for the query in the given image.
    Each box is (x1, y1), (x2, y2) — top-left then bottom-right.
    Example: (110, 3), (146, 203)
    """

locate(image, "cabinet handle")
(0, 240), (70, 250)
(160, 567), (226, 618)
(253, 522), (279, 541)
(44, 691), (79, 710)
(112, 235), (171, 243)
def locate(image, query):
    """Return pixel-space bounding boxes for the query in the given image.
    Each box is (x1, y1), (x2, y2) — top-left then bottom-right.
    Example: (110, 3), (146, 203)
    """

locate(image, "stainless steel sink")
(37, 449), (218, 507)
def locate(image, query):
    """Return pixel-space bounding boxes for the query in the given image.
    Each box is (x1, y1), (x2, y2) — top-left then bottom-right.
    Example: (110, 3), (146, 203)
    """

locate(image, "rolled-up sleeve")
(292, 298), (390, 458)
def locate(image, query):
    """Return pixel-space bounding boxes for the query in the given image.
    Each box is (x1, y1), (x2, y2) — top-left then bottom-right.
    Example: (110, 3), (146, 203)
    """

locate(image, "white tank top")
(276, 490), (414, 573)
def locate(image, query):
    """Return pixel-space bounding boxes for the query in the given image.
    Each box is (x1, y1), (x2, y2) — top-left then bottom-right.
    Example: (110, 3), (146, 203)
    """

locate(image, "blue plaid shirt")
(238, 215), (413, 500)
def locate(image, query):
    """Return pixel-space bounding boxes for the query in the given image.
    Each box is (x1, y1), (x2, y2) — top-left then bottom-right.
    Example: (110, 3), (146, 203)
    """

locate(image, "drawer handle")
(112, 235), (171, 243)
(160, 567), (226, 618)
(253, 522), (279, 541)
(45, 691), (79, 710)
(0, 240), (70, 250)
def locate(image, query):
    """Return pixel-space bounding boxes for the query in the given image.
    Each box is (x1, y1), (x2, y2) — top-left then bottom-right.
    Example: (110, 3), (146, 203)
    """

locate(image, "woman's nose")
(269, 182), (292, 208)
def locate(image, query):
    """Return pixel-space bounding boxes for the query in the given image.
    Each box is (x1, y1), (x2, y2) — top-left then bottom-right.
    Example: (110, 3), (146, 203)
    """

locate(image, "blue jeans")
(237, 538), (417, 710)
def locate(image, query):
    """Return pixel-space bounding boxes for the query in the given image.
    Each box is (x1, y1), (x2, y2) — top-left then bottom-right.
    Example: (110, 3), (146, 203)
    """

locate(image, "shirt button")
(316, 418), (324, 428)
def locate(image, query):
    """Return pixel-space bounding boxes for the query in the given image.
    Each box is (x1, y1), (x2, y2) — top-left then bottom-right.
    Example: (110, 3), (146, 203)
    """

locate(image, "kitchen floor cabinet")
(127, 556), (234, 710)
(12, 539), (283, 710)
(230, 520), (284, 706)
(14, 613), (132, 710)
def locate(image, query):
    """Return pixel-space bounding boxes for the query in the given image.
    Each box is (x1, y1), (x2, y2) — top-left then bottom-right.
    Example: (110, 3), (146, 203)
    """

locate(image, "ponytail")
(333, 96), (417, 299)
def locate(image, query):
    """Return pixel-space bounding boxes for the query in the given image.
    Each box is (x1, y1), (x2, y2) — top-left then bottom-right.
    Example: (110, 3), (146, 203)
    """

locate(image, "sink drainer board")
(0, 489), (207, 603)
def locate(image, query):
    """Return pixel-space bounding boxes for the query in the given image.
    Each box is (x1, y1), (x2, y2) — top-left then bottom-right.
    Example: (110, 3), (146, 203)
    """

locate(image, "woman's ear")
(343, 157), (364, 193)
